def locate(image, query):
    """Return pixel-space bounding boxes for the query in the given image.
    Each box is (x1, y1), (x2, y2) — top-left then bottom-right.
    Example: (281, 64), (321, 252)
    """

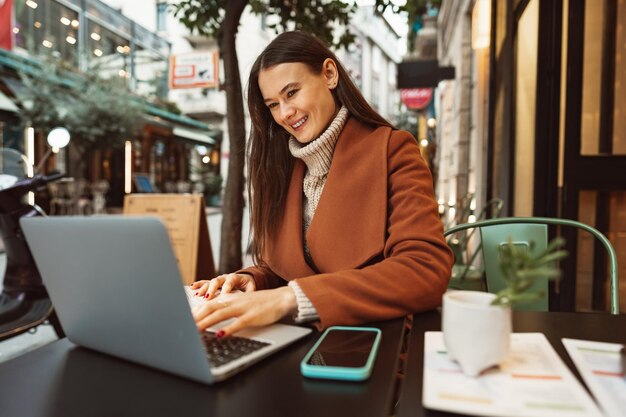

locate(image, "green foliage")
(64, 75), (143, 150)
(16, 58), (143, 151)
(203, 172), (223, 197)
(172, 0), (357, 49)
(190, 162), (223, 197)
(172, 0), (225, 38)
(492, 237), (569, 307)
(378, 0), (442, 53)
(16, 60), (68, 133)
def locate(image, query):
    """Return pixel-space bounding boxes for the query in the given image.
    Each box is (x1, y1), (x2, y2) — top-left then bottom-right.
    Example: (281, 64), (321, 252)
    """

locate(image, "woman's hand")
(191, 273), (256, 300)
(192, 286), (297, 337)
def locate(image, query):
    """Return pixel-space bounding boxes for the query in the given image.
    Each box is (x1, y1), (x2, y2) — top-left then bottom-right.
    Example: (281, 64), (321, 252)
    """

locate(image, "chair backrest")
(445, 197), (504, 288)
(481, 223), (548, 311)
(444, 217), (619, 314)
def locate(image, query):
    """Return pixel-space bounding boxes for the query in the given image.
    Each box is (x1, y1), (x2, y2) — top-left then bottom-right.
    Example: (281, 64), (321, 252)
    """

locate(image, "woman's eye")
(287, 89), (299, 98)
(268, 102), (278, 109)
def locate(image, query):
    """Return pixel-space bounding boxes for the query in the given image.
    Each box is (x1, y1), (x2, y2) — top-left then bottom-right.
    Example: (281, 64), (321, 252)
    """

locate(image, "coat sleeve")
(235, 262), (286, 290)
(294, 130), (453, 329)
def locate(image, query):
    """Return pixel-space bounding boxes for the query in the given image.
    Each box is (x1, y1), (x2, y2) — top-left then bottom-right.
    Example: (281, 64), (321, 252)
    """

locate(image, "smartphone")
(300, 326), (382, 381)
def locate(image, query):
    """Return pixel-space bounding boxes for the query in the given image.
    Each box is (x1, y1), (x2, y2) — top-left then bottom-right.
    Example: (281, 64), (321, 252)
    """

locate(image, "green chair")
(446, 198), (504, 291)
(444, 217), (620, 315)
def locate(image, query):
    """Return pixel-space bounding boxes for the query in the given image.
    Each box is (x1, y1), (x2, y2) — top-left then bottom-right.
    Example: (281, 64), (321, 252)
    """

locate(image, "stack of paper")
(422, 332), (603, 417)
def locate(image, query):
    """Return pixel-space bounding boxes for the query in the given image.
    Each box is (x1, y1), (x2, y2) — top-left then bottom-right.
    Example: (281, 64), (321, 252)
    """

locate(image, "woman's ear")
(322, 58), (339, 89)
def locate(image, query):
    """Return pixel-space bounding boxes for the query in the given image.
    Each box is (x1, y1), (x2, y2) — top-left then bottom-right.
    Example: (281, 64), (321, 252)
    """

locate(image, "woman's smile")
(291, 116), (308, 130)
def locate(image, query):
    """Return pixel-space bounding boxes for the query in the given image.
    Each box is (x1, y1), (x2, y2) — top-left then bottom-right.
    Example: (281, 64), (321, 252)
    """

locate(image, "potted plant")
(442, 237), (568, 376)
(202, 172), (223, 207)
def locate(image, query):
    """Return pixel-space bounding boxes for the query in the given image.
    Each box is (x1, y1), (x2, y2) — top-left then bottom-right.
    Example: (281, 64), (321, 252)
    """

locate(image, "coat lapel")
(265, 160), (316, 279)
(266, 117), (390, 278)
(306, 118), (389, 272)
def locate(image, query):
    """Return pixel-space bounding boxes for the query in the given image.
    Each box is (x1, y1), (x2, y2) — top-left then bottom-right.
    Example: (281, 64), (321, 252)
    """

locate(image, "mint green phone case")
(300, 326), (381, 381)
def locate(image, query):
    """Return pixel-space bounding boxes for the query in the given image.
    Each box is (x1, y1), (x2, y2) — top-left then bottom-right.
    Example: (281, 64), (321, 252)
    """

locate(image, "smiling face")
(258, 60), (339, 144)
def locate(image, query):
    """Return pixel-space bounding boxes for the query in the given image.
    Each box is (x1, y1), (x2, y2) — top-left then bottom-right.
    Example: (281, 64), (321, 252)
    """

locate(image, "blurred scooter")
(0, 127), (71, 341)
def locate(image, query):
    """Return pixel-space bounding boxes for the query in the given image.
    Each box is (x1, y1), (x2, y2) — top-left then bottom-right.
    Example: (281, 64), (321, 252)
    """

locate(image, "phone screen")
(306, 329), (378, 368)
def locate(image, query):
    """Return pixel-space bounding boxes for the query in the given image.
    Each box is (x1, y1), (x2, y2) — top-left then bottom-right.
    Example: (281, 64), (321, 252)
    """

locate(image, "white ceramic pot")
(442, 290), (512, 377)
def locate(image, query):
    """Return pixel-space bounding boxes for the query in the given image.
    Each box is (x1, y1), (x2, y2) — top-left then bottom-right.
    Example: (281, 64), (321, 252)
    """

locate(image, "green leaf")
(492, 236), (568, 307)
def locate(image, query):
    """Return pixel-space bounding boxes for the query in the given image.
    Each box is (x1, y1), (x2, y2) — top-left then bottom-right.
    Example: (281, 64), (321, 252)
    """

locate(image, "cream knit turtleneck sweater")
(287, 105), (349, 324)
(288, 105), (349, 234)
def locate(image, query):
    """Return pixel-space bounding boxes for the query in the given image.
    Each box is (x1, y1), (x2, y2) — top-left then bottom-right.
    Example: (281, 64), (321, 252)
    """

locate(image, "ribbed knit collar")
(288, 106), (349, 176)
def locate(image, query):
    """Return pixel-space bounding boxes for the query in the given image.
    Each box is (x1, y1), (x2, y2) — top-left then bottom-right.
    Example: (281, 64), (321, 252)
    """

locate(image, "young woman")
(190, 31), (453, 337)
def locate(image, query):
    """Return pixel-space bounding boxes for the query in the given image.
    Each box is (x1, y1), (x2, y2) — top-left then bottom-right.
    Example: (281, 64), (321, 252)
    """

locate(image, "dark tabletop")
(395, 310), (626, 417)
(0, 317), (406, 417)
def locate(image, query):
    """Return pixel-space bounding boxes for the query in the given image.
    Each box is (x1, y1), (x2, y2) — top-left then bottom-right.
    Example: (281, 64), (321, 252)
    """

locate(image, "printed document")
(422, 332), (603, 417)
(562, 338), (625, 417)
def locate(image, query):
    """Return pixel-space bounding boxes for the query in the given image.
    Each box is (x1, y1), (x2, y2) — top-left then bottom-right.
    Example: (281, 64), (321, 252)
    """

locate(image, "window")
(14, 0), (80, 69)
(87, 20), (131, 80)
(133, 44), (168, 98)
(156, 1), (168, 33)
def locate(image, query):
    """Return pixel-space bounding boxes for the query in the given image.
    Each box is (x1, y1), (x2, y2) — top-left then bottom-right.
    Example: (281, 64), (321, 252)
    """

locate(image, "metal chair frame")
(445, 217), (619, 315)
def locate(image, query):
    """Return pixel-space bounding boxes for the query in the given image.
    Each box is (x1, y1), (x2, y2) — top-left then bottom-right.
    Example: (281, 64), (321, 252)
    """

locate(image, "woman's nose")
(280, 103), (296, 122)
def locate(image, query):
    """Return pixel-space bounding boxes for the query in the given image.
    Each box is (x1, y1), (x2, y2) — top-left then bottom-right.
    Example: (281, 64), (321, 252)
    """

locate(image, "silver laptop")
(20, 215), (311, 384)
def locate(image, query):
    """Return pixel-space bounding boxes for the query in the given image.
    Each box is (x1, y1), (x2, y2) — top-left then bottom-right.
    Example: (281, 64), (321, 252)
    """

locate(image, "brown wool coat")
(238, 117), (453, 329)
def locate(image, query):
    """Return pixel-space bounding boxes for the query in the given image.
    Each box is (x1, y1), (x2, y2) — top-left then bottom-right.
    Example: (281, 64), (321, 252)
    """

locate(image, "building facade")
(490, 0), (626, 312)
(338, 6), (403, 124)
(0, 0), (217, 208)
(435, 0), (490, 227)
(435, 0), (625, 312)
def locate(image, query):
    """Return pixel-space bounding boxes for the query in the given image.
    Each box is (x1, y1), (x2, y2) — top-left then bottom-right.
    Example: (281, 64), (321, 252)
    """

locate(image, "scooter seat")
(0, 294), (53, 342)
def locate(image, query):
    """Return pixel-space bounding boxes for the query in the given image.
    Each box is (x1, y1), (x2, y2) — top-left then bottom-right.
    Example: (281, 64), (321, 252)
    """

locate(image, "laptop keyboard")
(201, 332), (271, 368)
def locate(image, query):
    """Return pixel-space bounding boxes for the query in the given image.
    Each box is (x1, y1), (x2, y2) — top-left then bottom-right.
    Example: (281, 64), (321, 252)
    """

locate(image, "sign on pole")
(169, 50), (219, 89)
(401, 88), (433, 110)
(0, 0), (14, 51)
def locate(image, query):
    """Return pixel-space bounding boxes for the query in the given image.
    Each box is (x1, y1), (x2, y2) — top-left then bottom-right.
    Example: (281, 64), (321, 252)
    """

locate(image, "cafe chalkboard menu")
(123, 194), (215, 284)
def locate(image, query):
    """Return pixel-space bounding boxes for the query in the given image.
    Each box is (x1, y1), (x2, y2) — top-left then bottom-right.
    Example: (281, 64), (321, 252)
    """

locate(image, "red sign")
(401, 88), (433, 110)
(170, 51), (219, 89)
(0, 0), (13, 51)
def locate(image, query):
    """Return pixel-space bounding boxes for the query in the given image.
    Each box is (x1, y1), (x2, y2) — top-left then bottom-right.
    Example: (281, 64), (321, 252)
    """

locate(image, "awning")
(0, 90), (18, 113)
(145, 103), (211, 131)
(397, 60), (455, 88)
(1, 49), (211, 133)
(173, 126), (216, 145)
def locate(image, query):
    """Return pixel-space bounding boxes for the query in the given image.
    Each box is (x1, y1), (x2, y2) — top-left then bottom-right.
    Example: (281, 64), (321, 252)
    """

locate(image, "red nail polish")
(216, 330), (225, 338)
(204, 294), (209, 299)
(195, 292), (198, 296)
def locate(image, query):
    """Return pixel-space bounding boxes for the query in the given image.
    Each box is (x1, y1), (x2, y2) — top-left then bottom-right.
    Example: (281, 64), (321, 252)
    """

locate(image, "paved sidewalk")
(0, 207), (252, 364)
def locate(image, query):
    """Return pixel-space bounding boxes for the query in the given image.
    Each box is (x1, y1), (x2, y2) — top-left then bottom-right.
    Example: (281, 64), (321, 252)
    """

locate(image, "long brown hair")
(247, 31), (393, 264)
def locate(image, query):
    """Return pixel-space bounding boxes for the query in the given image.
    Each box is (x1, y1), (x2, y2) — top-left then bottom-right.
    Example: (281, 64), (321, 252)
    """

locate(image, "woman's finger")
(205, 276), (225, 299)
(193, 287), (295, 336)
(194, 300), (238, 331)
(190, 280), (208, 290)
(221, 274), (236, 294)
(216, 314), (251, 337)
(196, 281), (211, 297)
(193, 281), (210, 297)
